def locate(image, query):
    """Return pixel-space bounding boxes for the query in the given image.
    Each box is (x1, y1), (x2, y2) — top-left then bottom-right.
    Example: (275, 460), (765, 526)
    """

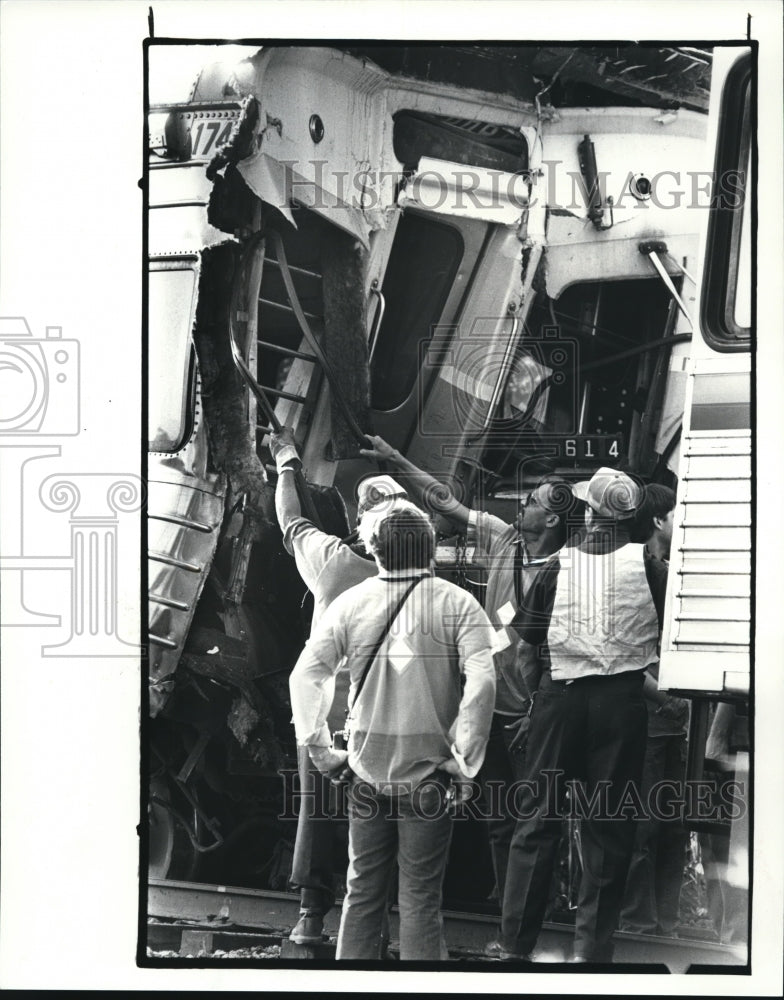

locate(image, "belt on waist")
(543, 668), (647, 687)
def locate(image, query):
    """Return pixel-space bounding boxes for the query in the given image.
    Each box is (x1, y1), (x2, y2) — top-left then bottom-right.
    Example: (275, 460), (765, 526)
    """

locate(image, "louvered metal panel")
(678, 526), (750, 550)
(659, 358), (751, 694)
(676, 595), (750, 617)
(679, 575), (749, 595)
(683, 479), (750, 503)
(682, 503), (749, 526)
(672, 433), (751, 645)
(675, 621), (749, 645)
(679, 553), (751, 576)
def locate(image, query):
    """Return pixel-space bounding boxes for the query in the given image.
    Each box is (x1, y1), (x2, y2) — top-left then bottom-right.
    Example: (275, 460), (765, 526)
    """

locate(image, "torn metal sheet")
(149, 203), (235, 256)
(237, 150), (372, 248)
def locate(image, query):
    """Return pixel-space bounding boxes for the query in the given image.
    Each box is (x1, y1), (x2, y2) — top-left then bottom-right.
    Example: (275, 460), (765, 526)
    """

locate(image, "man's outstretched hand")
(359, 434), (398, 464)
(269, 426), (297, 459)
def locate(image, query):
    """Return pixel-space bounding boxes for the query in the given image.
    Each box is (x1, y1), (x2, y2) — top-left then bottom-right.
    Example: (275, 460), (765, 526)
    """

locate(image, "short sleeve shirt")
(283, 516), (377, 728)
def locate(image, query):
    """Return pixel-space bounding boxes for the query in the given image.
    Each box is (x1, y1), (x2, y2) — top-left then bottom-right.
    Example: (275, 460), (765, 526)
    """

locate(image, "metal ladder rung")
(148, 512), (214, 533)
(149, 551), (201, 573)
(262, 386), (310, 405)
(149, 633), (179, 649)
(150, 592), (191, 612)
(256, 340), (317, 363)
(259, 297), (322, 322)
(263, 257), (323, 281)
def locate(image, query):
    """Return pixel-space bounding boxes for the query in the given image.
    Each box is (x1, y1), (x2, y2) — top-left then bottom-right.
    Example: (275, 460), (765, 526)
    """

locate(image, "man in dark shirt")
(499, 467), (665, 963)
(620, 484), (690, 936)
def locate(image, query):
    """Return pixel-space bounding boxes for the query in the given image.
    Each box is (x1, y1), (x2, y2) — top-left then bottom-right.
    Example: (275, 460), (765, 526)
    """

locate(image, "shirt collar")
(377, 567), (433, 580)
(507, 536), (556, 565)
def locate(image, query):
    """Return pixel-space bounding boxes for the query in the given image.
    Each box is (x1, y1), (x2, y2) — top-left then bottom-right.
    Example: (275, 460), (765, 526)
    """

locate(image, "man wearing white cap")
(270, 427), (408, 949)
(498, 466), (666, 964)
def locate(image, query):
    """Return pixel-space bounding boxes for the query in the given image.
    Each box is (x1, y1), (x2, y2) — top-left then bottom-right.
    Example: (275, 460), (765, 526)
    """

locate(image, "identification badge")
(496, 601), (516, 626)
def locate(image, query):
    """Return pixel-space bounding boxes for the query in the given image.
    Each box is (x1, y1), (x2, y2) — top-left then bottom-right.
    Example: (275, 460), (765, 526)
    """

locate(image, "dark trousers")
(500, 669), (648, 962)
(479, 712), (530, 907)
(620, 734), (687, 934)
(290, 745), (346, 915)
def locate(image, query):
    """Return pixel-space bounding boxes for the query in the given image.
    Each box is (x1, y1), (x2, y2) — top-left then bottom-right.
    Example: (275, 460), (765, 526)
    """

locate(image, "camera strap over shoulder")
(348, 576), (425, 714)
(513, 536), (525, 608)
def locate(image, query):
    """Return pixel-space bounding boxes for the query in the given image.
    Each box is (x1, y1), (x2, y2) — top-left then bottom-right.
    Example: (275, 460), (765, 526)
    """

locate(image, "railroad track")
(145, 879), (747, 972)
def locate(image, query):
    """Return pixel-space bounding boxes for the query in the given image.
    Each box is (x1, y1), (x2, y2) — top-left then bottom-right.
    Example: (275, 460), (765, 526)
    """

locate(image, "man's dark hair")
(646, 483), (677, 518)
(361, 503), (435, 570)
(529, 475), (574, 545)
(629, 483), (676, 543)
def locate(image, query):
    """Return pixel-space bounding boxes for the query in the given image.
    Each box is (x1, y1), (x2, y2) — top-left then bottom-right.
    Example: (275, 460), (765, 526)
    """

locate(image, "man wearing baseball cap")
(498, 465), (666, 964)
(270, 427), (408, 951)
(572, 465), (644, 524)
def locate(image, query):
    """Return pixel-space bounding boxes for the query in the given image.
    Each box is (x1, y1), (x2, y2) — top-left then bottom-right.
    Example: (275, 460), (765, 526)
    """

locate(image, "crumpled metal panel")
(238, 46), (391, 246)
(148, 399), (226, 716)
(342, 45), (712, 112)
(397, 156), (529, 224)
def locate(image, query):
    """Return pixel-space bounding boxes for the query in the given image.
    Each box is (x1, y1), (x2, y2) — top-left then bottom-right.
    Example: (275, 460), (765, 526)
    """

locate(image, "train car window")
(371, 212), (464, 411)
(393, 110), (528, 174)
(482, 278), (673, 481)
(701, 52), (752, 350)
(148, 263), (197, 452)
(733, 142), (751, 330)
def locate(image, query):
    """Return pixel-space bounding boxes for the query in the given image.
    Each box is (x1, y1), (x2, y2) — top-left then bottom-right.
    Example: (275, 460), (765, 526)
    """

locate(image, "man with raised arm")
(271, 426), (408, 950)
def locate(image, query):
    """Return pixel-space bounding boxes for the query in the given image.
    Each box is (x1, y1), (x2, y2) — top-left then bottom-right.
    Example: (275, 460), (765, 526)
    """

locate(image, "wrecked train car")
(146, 44), (751, 915)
